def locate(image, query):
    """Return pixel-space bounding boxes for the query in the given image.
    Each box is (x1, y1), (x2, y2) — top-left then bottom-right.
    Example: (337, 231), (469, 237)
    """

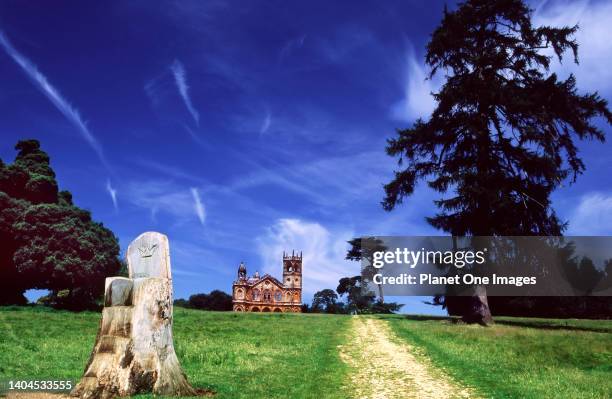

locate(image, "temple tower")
(283, 250), (302, 289)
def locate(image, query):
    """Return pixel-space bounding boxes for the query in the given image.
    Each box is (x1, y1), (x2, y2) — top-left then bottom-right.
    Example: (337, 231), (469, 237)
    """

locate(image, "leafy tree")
(485, 240), (612, 318)
(206, 290), (233, 310)
(187, 290), (233, 311)
(562, 256), (604, 296)
(383, 0), (611, 324)
(0, 139), (121, 309)
(312, 288), (341, 313)
(336, 276), (376, 314)
(174, 298), (190, 308)
(335, 276), (403, 314)
(603, 260), (612, 292)
(346, 237), (387, 302)
(188, 293), (210, 309)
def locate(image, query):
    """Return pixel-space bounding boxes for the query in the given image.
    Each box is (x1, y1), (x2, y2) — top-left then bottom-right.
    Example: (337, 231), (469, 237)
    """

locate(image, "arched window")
(263, 290), (271, 301)
(253, 289), (260, 301)
(274, 292), (282, 301)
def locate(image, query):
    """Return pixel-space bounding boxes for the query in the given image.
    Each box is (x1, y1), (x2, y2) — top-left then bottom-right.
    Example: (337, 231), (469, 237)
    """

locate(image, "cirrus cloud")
(567, 192), (612, 235)
(256, 218), (357, 295)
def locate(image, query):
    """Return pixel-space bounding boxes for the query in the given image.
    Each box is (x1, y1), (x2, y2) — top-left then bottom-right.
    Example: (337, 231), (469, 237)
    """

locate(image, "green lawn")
(1, 306), (611, 399)
(0, 306), (351, 399)
(381, 314), (612, 399)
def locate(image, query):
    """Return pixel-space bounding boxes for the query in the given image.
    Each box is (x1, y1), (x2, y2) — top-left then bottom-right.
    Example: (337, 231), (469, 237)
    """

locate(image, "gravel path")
(339, 317), (475, 399)
(3, 394), (68, 399)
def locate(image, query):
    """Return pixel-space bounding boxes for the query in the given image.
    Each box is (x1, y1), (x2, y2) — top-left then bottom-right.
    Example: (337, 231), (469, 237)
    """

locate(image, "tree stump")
(71, 232), (197, 399)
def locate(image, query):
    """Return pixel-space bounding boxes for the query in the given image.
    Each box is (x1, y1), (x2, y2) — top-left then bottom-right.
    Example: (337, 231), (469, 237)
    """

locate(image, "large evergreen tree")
(0, 139), (120, 309)
(383, 0), (612, 323)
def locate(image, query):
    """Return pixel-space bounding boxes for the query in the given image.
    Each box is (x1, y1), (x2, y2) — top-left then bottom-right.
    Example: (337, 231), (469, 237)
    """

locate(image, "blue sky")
(1, 0), (611, 315)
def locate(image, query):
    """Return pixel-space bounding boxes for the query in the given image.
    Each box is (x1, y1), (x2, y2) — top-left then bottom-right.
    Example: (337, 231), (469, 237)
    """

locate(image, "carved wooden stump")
(72, 232), (197, 399)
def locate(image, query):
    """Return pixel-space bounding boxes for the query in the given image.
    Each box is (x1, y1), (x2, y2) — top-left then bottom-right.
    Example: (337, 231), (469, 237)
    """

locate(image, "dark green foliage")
(346, 237), (388, 302)
(382, 0), (612, 321)
(335, 276), (403, 314)
(384, 0), (611, 236)
(312, 289), (344, 314)
(184, 290), (233, 311)
(486, 251), (612, 318)
(336, 276), (372, 314)
(0, 139), (120, 309)
(174, 298), (190, 308)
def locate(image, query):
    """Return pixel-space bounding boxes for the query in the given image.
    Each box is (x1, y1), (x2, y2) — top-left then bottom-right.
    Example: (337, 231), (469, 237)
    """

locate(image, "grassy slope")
(2, 307), (611, 398)
(0, 306), (351, 399)
(382, 314), (612, 399)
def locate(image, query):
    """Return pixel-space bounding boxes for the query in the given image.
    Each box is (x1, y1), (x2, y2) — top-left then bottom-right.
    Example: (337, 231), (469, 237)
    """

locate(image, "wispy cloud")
(226, 150), (392, 210)
(278, 34), (307, 62)
(315, 26), (375, 64)
(171, 239), (234, 278)
(131, 157), (206, 183)
(259, 111), (272, 134)
(124, 180), (203, 225)
(534, 0), (612, 94)
(390, 46), (440, 122)
(567, 192), (612, 235)
(183, 124), (208, 147)
(170, 59), (200, 125)
(190, 187), (206, 225)
(106, 179), (118, 210)
(257, 218), (357, 294)
(143, 76), (166, 108)
(0, 30), (108, 169)
(164, 0), (228, 28)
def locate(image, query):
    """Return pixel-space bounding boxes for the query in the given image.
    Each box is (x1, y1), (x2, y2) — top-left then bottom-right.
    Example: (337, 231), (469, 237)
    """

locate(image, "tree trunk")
(72, 232), (196, 399)
(377, 283), (384, 303)
(461, 285), (493, 325)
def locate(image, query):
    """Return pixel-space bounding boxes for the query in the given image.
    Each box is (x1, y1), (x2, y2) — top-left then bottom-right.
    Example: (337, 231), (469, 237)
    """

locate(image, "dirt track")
(3, 394), (67, 399)
(339, 317), (475, 399)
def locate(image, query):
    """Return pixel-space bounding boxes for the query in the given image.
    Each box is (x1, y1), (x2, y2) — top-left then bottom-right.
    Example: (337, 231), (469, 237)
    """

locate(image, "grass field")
(0, 306), (350, 399)
(382, 314), (612, 399)
(1, 306), (611, 398)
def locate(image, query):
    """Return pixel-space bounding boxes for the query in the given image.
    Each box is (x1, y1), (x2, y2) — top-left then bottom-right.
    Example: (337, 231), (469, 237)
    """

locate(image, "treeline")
(303, 276), (403, 314)
(174, 290), (233, 311)
(433, 249), (612, 319)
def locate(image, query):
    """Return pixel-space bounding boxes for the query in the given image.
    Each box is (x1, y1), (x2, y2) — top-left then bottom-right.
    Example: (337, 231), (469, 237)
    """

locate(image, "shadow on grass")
(374, 312), (611, 333)
(493, 319), (612, 334)
(371, 314), (457, 322)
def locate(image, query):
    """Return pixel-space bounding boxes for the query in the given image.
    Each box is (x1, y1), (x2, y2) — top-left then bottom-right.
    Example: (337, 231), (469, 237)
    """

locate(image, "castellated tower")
(231, 251), (303, 312)
(283, 250), (302, 289)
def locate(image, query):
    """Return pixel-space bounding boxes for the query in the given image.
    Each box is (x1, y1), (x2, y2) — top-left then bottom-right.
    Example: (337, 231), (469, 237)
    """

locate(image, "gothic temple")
(232, 251), (302, 312)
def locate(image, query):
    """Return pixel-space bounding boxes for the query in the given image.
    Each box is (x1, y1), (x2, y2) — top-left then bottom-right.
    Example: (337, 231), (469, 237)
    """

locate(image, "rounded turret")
(237, 261), (247, 280)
